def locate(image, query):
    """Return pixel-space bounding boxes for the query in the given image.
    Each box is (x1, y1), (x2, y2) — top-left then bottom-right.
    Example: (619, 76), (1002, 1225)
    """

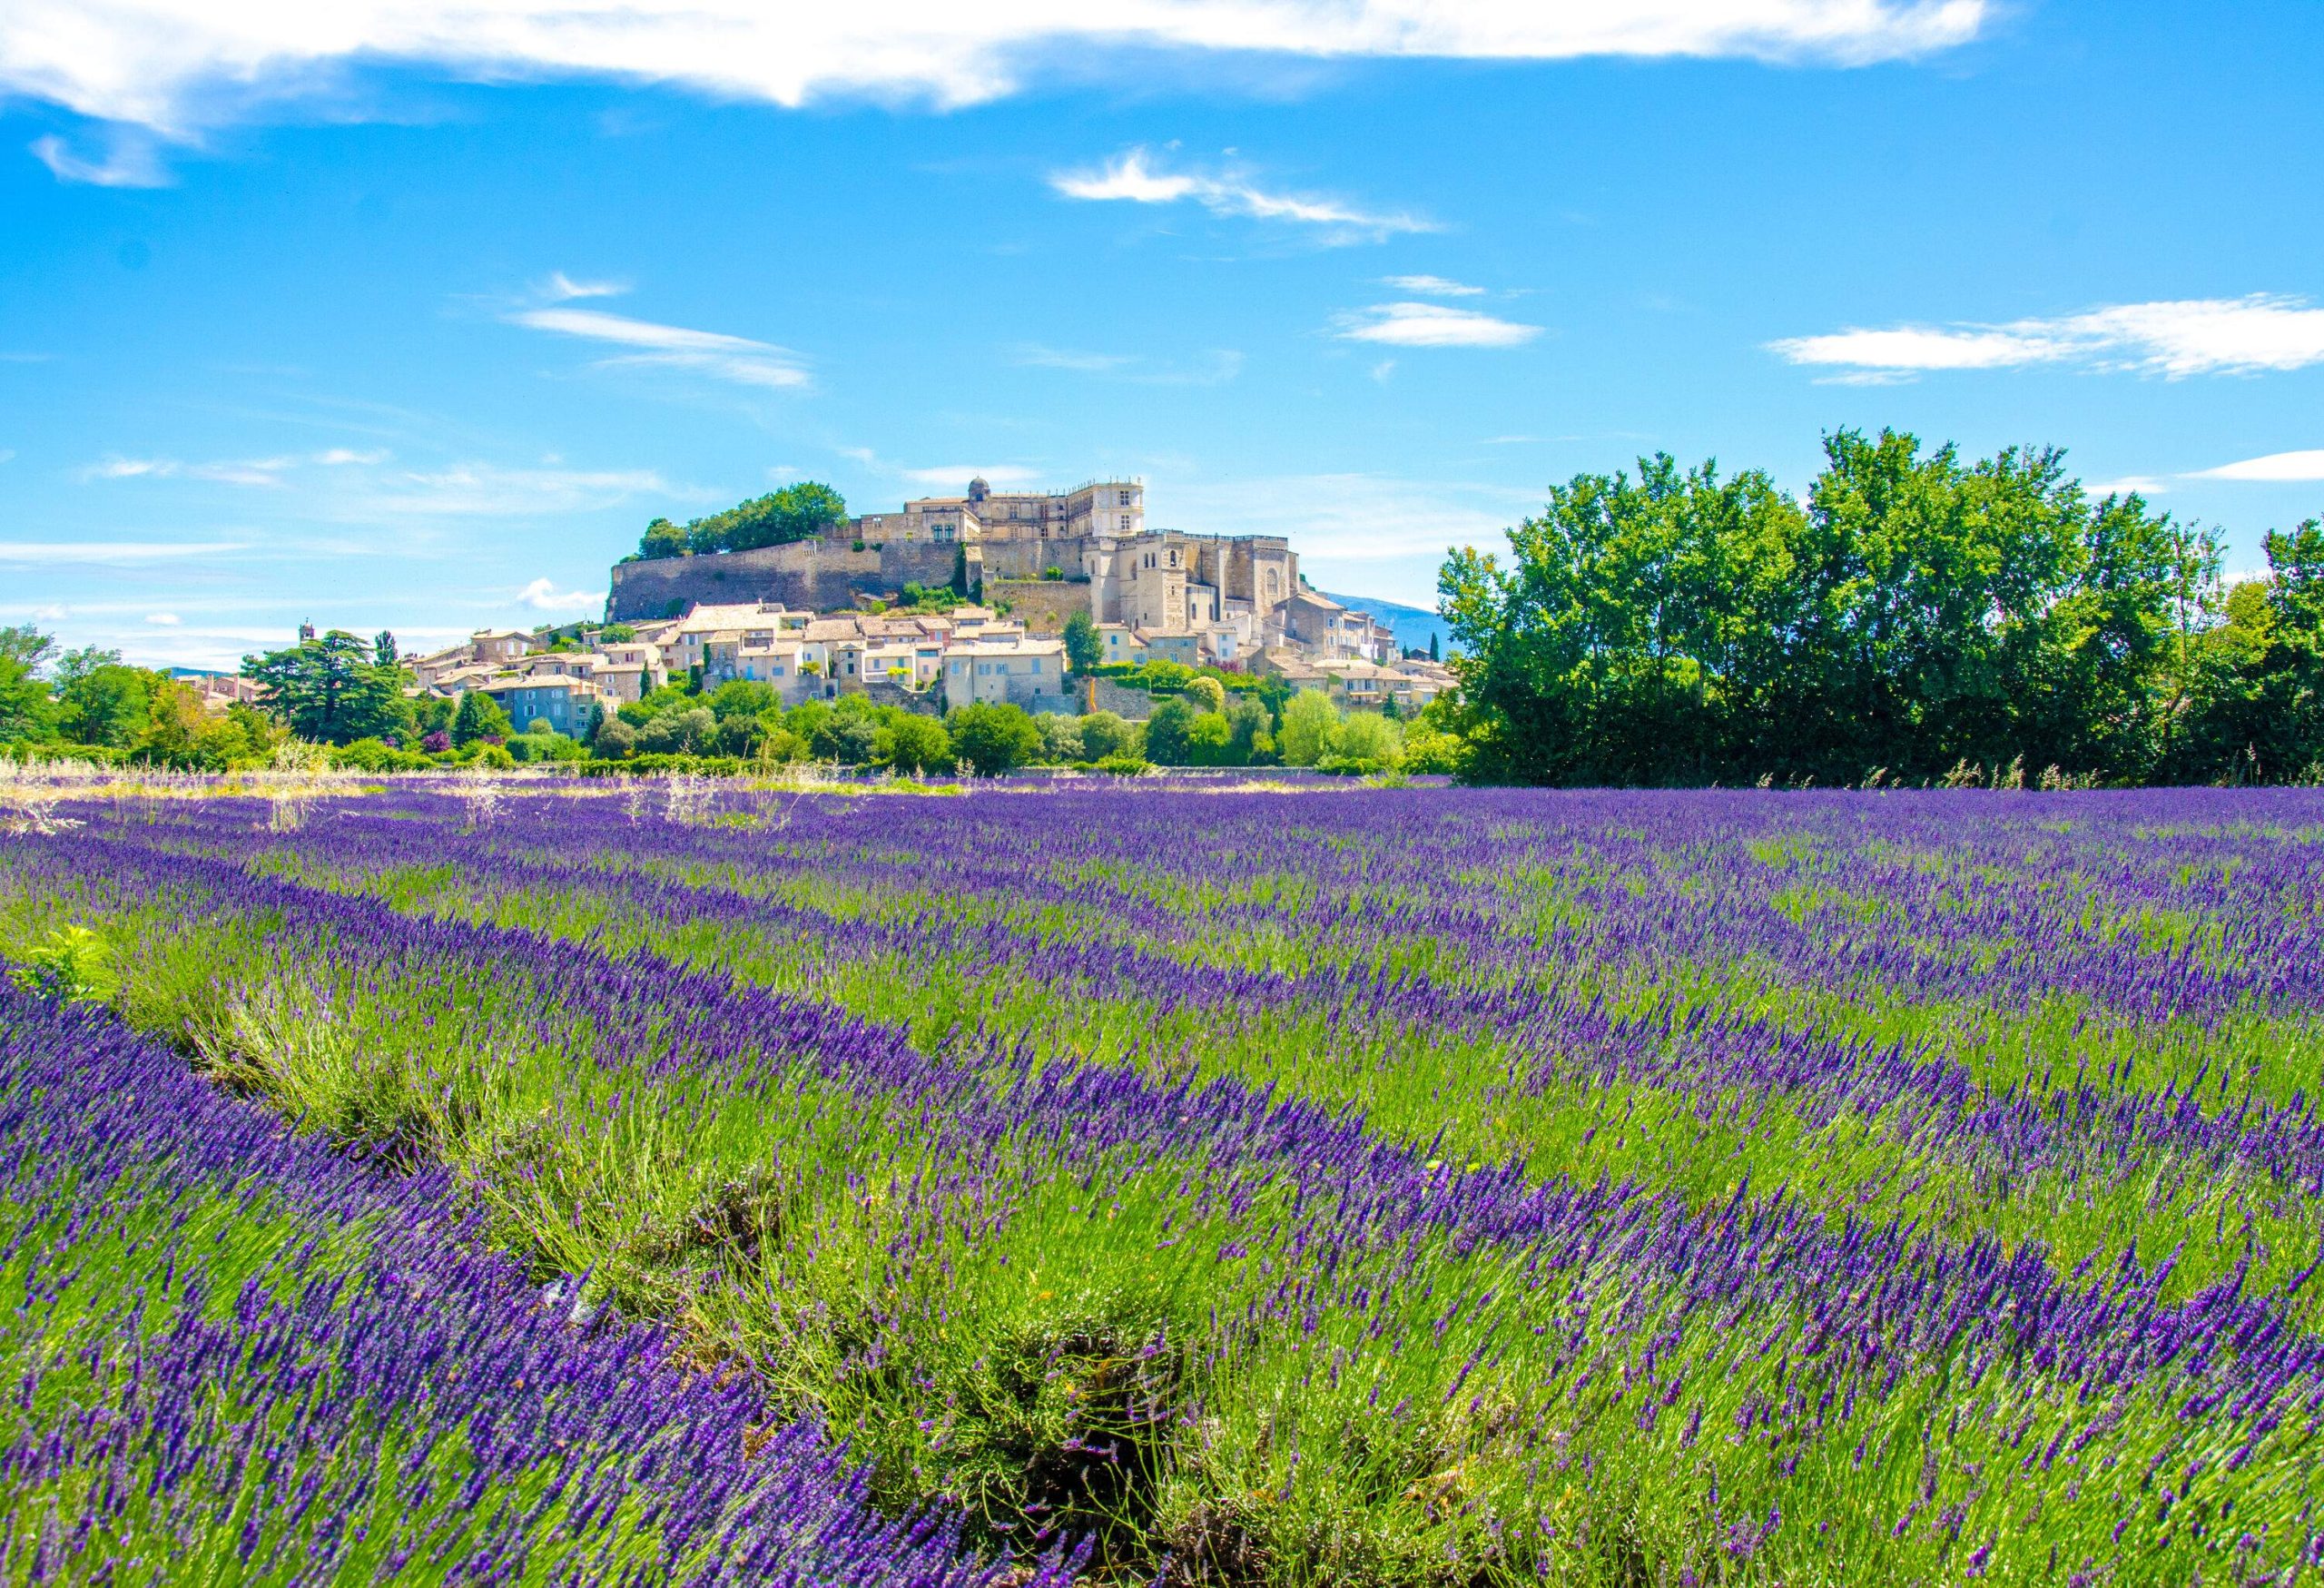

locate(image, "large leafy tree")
(945, 702), (1039, 775)
(1061, 610), (1103, 673)
(242, 630), (413, 745)
(57, 664), (155, 749)
(1442, 430), (2205, 786)
(0, 625), (57, 745)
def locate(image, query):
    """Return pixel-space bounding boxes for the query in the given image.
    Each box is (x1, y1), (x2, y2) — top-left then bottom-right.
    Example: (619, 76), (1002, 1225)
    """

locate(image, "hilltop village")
(417, 475), (1453, 743)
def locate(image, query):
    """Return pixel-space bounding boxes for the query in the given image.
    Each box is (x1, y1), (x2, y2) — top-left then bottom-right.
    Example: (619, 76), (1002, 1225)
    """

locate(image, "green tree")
(243, 631), (413, 745)
(1184, 711), (1234, 764)
(1035, 713), (1084, 764)
(882, 714), (953, 774)
(1440, 431), (2200, 786)
(1142, 696), (1198, 766)
(1184, 675), (1227, 713)
(1226, 697), (1274, 764)
(708, 679), (781, 719)
(1325, 711), (1402, 771)
(1062, 611), (1103, 673)
(57, 664), (154, 749)
(638, 706), (715, 755)
(0, 625), (56, 745)
(593, 716), (639, 759)
(1277, 690), (1338, 767)
(1077, 710), (1137, 761)
(452, 689), (514, 745)
(946, 702), (1040, 775)
(639, 518), (689, 559)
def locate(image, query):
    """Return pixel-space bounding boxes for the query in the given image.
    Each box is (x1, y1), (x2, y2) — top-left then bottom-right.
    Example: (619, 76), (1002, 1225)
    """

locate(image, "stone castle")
(606, 476), (1301, 639)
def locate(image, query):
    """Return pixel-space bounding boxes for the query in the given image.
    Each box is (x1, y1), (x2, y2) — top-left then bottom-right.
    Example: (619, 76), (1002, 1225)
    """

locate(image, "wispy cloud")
(1012, 345), (1137, 373)
(1009, 344), (1242, 385)
(79, 454), (291, 485)
(144, 611), (181, 626)
(1770, 294), (2324, 380)
(1052, 148), (1432, 242)
(2187, 449), (2324, 482)
(0, 5), (1990, 134)
(1381, 274), (1484, 297)
(517, 577), (606, 611)
(1334, 301), (1542, 349)
(543, 271), (628, 301)
(29, 131), (167, 187)
(0, 540), (249, 565)
(2086, 476), (2171, 498)
(362, 463), (668, 517)
(508, 307), (810, 389)
(312, 448), (389, 466)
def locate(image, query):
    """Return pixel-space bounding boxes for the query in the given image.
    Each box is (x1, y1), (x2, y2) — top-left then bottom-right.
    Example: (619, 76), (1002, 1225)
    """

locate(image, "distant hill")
(1321, 592), (1452, 657)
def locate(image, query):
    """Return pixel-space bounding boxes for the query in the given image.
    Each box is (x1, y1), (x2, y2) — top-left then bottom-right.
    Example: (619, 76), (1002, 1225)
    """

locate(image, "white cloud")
(1009, 344), (1242, 384)
(80, 454), (289, 485)
(0, 539), (248, 564)
(188, 459), (289, 486)
(1013, 345), (1137, 372)
(517, 577), (606, 611)
(508, 306), (809, 389)
(363, 464), (667, 518)
(1335, 301), (1541, 348)
(1051, 147), (1432, 242)
(312, 447), (389, 466)
(2086, 476), (2170, 498)
(83, 456), (172, 479)
(1382, 273), (1482, 296)
(2187, 449), (2324, 482)
(0, 4), (1990, 135)
(544, 271), (627, 301)
(1770, 294), (2324, 379)
(29, 131), (166, 186)
(144, 611), (181, 625)
(1370, 359), (1396, 381)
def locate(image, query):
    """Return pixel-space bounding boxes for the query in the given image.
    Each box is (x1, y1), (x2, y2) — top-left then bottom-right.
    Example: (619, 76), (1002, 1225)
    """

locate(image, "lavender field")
(5, 779), (2324, 1585)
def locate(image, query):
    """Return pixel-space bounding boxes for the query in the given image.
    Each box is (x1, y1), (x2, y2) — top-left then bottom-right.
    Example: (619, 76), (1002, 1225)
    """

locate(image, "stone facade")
(608, 539), (968, 622)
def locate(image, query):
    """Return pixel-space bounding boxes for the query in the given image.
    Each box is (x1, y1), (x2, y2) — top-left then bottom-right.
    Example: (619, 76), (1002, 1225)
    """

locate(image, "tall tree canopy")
(632, 482), (849, 559)
(241, 630), (413, 745)
(1442, 429), (2323, 786)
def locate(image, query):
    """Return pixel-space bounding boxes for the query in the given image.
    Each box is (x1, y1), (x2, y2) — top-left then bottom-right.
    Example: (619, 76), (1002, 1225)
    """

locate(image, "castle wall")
(986, 577), (1093, 636)
(606, 540), (964, 621)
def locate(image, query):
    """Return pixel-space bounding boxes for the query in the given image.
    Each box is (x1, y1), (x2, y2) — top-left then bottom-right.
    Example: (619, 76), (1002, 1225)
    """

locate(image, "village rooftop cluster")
(405, 473), (1453, 745)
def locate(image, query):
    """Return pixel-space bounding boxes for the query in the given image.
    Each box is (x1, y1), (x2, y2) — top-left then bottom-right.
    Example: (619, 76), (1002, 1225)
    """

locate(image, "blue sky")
(2, 1), (2319, 668)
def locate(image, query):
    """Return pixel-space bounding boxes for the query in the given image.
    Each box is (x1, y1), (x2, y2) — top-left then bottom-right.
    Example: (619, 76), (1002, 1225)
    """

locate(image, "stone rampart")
(606, 540), (965, 621)
(987, 577), (1092, 636)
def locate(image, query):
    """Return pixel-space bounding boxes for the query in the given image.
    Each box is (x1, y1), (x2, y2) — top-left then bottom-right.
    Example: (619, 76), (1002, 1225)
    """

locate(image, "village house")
(478, 675), (615, 740)
(941, 637), (1069, 711)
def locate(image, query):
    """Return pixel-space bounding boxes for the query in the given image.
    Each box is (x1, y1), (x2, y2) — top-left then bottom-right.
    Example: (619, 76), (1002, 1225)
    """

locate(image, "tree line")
(1439, 428), (2324, 787)
(0, 627), (285, 766)
(628, 482), (850, 560)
